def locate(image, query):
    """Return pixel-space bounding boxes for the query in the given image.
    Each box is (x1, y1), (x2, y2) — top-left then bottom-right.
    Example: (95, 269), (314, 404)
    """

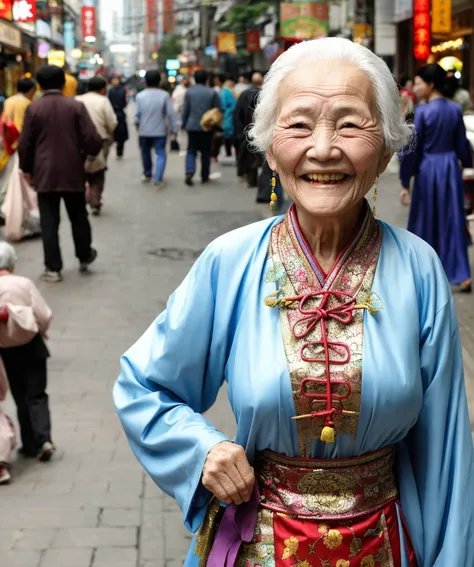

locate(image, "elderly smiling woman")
(114, 39), (474, 567)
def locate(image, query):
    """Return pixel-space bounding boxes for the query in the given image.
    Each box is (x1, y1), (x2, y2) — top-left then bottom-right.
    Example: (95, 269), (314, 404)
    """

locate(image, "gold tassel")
(320, 426), (335, 444)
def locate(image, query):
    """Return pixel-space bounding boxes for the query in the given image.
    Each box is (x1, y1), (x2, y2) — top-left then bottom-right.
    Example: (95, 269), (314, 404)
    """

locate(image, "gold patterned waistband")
(256, 446), (397, 521)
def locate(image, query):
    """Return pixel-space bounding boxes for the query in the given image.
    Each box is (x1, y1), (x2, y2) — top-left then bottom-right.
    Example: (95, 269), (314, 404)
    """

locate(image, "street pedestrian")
(0, 242), (54, 463)
(0, 77), (40, 240)
(234, 72), (263, 187)
(171, 77), (190, 130)
(182, 70), (220, 186)
(18, 65), (103, 283)
(114, 38), (474, 567)
(108, 76), (129, 159)
(77, 76), (118, 216)
(135, 70), (177, 188)
(400, 63), (473, 292)
(220, 80), (236, 158)
(233, 72), (251, 98)
(62, 64), (78, 97)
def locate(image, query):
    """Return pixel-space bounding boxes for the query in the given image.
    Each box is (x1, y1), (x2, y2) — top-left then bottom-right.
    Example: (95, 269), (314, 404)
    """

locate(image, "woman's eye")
(290, 123), (308, 129)
(341, 123), (358, 129)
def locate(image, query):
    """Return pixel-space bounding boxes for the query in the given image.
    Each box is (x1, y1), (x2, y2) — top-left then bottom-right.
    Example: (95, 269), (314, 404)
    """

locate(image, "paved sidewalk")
(0, 143), (472, 567)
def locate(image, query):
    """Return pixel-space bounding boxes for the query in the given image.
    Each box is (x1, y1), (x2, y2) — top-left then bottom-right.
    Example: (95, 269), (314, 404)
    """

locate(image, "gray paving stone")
(3, 550), (42, 566)
(0, 529), (22, 551)
(39, 548), (94, 567)
(93, 547), (138, 566)
(14, 528), (57, 550)
(100, 508), (141, 527)
(52, 527), (137, 549)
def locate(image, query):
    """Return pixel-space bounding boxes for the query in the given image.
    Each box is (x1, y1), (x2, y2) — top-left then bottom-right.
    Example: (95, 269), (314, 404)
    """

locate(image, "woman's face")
(267, 61), (392, 219)
(413, 76), (431, 100)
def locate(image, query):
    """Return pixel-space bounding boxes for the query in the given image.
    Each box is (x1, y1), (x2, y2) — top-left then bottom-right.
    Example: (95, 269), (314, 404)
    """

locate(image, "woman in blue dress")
(400, 63), (473, 292)
(114, 41), (474, 567)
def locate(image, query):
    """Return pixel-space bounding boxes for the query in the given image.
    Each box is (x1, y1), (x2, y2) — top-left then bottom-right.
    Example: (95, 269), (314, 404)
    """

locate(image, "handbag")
(170, 138), (180, 152)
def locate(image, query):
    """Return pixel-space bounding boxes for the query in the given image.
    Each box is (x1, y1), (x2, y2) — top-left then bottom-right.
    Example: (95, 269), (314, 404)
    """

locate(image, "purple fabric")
(206, 483), (260, 567)
(399, 99), (473, 284)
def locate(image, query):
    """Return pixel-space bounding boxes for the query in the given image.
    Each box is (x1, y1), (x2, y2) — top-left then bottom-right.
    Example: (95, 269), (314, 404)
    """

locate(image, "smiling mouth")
(301, 173), (349, 184)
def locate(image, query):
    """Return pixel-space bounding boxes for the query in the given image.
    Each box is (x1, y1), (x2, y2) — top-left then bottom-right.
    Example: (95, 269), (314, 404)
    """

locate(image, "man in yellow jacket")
(2, 78), (37, 132)
(62, 65), (78, 97)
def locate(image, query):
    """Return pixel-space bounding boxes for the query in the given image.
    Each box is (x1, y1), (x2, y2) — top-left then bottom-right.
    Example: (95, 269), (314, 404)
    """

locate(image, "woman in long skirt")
(400, 63), (473, 291)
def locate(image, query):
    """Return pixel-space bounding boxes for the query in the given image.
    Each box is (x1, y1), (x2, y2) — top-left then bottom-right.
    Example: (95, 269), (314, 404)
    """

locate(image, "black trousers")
(186, 132), (213, 182)
(116, 141), (125, 157)
(2, 346), (51, 456)
(37, 192), (92, 272)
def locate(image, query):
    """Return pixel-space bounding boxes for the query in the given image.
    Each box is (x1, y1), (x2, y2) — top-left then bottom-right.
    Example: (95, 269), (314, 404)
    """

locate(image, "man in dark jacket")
(18, 65), (102, 283)
(234, 72), (263, 188)
(182, 70), (220, 186)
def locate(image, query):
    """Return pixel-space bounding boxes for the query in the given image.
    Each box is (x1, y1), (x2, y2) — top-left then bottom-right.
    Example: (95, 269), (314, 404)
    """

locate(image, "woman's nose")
(306, 128), (341, 162)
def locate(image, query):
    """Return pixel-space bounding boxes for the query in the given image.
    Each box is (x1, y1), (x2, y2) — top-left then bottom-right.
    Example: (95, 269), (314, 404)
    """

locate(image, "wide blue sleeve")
(113, 244), (229, 532)
(399, 108), (424, 189)
(405, 297), (474, 566)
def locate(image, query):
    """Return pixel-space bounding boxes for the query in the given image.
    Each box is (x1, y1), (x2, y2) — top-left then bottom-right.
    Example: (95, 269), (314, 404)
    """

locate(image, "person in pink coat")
(0, 242), (54, 465)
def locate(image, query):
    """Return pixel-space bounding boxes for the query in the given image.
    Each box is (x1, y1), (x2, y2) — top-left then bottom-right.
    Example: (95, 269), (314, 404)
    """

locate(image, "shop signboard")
(0, 0), (13, 20)
(13, 0), (37, 22)
(217, 32), (236, 54)
(81, 5), (96, 42)
(163, 0), (175, 33)
(0, 20), (21, 47)
(48, 48), (65, 66)
(280, 3), (328, 40)
(432, 0), (452, 35)
(246, 29), (260, 52)
(413, 0), (431, 61)
(147, 0), (157, 34)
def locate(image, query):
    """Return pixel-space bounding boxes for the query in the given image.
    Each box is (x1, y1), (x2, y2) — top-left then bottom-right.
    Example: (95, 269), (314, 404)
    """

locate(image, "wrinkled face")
(267, 61), (391, 219)
(413, 76), (431, 101)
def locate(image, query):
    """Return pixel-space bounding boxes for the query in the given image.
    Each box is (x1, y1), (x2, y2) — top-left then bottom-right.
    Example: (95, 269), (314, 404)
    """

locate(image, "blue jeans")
(139, 136), (167, 182)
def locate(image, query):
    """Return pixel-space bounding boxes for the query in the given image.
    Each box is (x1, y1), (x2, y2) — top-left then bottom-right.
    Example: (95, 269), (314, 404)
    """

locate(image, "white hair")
(248, 38), (413, 154)
(0, 241), (16, 270)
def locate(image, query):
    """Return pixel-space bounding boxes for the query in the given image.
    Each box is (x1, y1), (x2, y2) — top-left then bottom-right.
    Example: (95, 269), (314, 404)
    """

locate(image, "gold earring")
(372, 176), (379, 216)
(270, 172), (278, 211)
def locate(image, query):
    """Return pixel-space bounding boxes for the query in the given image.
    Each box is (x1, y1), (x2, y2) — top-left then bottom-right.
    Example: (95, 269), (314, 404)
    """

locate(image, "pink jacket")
(0, 272), (52, 348)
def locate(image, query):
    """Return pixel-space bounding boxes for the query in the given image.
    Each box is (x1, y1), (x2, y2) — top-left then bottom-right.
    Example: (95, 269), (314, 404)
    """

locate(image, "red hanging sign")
(163, 0), (175, 33)
(13, 0), (37, 22)
(0, 0), (13, 20)
(147, 0), (157, 34)
(81, 5), (96, 41)
(246, 29), (260, 53)
(413, 0), (431, 62)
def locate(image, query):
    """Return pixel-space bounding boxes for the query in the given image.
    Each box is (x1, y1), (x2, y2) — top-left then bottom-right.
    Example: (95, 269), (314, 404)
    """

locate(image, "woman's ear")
(377, 147), (394, 176)
(266, 148), (277, 172)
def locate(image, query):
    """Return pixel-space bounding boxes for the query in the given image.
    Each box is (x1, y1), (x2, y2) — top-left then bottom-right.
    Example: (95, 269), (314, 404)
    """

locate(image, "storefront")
(0, 20), (24, 97)
(429, 5), (473, 94)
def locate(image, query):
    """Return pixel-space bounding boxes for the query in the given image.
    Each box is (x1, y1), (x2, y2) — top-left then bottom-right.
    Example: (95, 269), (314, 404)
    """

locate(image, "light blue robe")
(113, 216), (474, 567)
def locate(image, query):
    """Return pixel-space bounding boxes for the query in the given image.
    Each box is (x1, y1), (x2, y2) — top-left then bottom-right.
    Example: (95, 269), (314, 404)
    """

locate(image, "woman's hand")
(202, 441), (255, 505)
(400, 188), (411, 206)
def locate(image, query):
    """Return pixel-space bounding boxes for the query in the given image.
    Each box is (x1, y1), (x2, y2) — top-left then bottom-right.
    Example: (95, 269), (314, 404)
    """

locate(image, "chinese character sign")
(432, 0), (451, 35)
(0, 0), (13, 20)
(413, 0), (431, 61)
(217, 33), (236, 54)
(82, 5), (96, 41)
(163, 0), (175, 33)
(246, 30), (260, 52)
(147, 0), (157, 34)
(13, 0), (37, 22)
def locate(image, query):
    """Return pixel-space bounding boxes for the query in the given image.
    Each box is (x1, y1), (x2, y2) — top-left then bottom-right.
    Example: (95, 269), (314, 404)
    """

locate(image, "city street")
(0, 133), (473, 567)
